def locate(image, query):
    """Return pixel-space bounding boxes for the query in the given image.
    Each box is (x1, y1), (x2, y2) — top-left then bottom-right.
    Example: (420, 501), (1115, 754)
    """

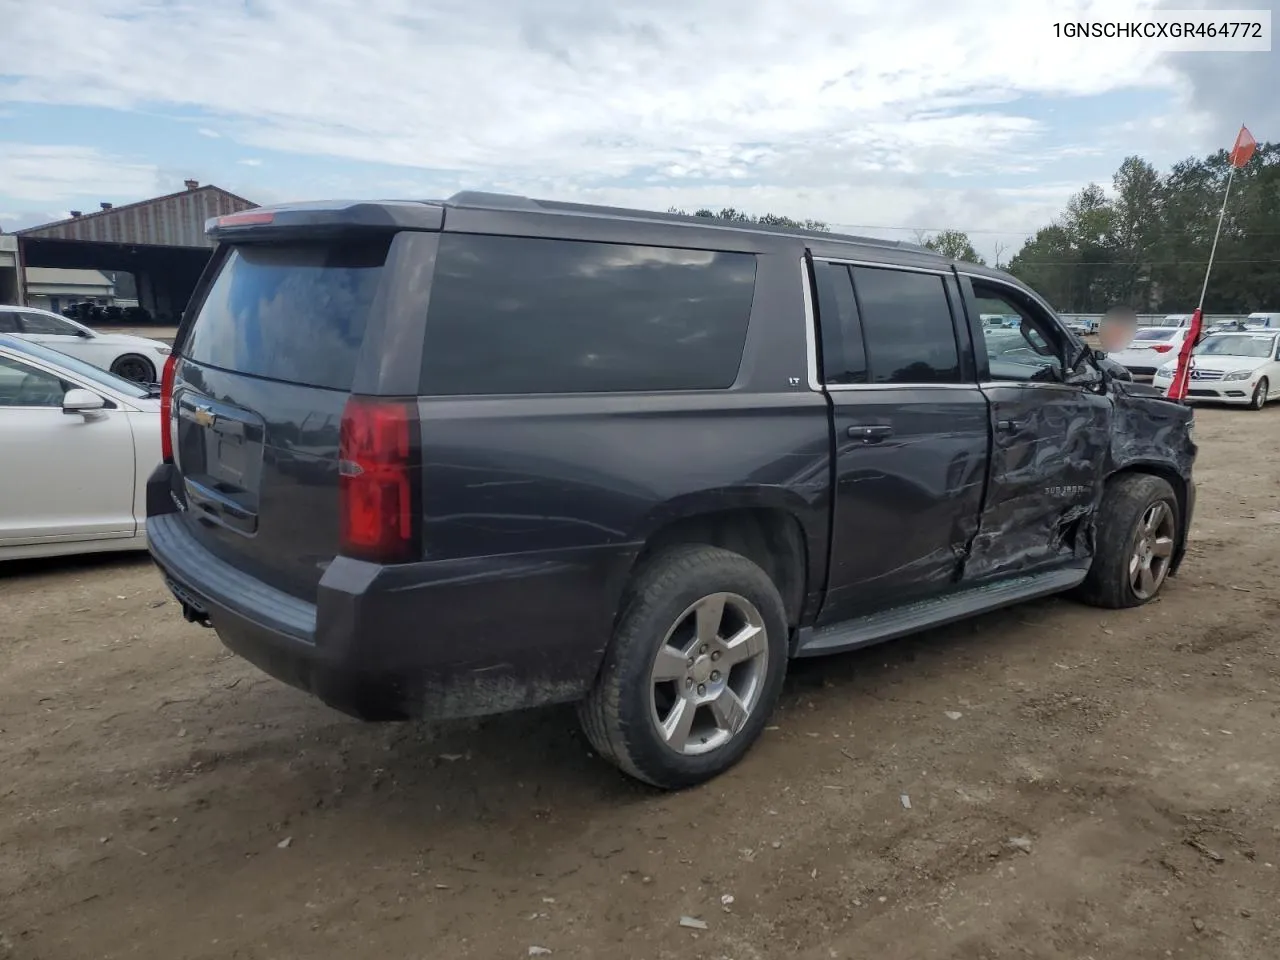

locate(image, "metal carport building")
(14, 180), (256, 325)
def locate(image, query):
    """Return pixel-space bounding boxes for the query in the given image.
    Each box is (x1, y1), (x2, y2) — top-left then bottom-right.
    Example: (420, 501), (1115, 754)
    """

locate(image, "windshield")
(0, 336), (150, 398)
(1195, 334), (1277, 358)
(1133, 329), (1177, 341)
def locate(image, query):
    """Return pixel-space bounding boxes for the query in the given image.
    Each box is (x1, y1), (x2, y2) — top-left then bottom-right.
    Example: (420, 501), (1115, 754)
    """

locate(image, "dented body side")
(959, 379), (1194, 585)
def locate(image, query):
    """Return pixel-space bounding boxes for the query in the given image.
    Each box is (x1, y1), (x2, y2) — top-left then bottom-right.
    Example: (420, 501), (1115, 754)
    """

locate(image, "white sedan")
(0, 304), (171, 384)
(1153, 331), (1280, 410)
(0, 333), (162, 561)
(1105, 326), (1191, 383)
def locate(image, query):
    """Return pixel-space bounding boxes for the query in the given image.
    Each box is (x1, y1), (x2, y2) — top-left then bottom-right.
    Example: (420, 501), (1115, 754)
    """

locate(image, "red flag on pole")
(1165, 123), (1253, 401)
(1165, 309), (1203, 401)
(1230, 125), (1256, 168)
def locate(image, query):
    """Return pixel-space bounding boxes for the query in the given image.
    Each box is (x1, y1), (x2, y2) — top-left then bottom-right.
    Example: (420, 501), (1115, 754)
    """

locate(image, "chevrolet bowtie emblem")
(192, 405), (216, 428)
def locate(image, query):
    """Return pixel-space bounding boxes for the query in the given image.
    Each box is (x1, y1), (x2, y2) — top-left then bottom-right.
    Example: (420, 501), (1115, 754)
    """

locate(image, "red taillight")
(160, 353), (178, 462)
(217, 210), (275, 228)
(1152, 344), (1175, 353)
(338, 396), (420, 563)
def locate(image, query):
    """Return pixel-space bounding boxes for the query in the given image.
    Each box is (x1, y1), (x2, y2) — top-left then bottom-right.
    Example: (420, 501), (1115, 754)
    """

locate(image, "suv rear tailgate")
(168, 236), (391, 603)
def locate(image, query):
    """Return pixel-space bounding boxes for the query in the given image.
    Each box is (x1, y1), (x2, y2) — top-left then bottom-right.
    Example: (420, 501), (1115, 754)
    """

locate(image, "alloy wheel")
(1129, 501), (1175, 600)
(648, 592), (770, 756)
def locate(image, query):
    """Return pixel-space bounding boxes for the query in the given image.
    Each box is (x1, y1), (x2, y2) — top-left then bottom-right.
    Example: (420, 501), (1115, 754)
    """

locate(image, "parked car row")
(0, 305), (171, 384)
(1100, 311), (1280, 409)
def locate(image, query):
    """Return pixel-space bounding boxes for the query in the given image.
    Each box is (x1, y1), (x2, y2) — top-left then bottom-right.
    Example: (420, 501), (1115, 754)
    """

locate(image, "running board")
(794, 567), (1089, 658)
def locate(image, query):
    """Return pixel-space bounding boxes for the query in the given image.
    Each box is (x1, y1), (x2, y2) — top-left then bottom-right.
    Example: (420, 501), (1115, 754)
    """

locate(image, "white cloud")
(1, 0), (1177, 180)
(0, 144), (161, 202)
(238, 158), (263, 167)
(0, 0), (1240, 260)
(197, 127), (221, 138)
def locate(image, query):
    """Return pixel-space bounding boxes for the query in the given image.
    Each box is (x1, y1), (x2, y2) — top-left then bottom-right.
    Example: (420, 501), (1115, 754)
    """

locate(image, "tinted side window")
(184, 240), (389, 391)
(421, 235), (756, 395)
(813, 261), (866, 384)
(0, 313), (18, 334)
(850, 267), (960, 384)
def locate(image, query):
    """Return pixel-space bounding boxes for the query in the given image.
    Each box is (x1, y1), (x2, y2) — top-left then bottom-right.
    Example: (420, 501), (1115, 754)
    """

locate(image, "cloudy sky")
(0, 0), (1274, 262)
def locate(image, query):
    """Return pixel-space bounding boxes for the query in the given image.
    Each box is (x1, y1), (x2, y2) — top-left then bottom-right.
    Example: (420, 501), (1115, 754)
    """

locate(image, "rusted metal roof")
(18, 185), (257, 248)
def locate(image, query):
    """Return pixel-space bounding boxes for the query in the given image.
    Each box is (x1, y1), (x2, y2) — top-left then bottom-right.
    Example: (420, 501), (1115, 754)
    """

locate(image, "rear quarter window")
(183, 239), (389, 391)
(420, 234), (757, 395)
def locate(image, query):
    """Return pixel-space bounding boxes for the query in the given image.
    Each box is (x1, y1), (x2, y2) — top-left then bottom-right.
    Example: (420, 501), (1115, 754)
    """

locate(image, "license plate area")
(176, 393), (266, 536)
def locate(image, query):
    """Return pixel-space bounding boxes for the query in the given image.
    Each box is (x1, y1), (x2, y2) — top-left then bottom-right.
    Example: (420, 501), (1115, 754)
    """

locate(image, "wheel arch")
(110, 351), (157, 383)
(626, 497), (812, 630)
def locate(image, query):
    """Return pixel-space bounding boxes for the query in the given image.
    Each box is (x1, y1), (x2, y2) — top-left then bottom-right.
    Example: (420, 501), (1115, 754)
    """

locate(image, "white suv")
(0, 305), (171, 383)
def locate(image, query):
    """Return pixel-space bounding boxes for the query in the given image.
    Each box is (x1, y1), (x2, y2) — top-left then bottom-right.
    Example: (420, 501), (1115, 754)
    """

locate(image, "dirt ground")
(3, 406), (1280, 960)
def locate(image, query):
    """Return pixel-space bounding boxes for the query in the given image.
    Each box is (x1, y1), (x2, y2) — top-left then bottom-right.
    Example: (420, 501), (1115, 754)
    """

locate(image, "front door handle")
(848, 424), (893, 443)
(996, 418), (1025, 433)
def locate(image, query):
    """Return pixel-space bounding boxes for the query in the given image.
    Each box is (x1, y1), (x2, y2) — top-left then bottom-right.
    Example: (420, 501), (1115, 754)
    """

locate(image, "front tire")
(111, 354), (156, 384)
(1251, 377), (1269, 410)
(578, 544), (788, 790)
(1077, 474), (1179, 609)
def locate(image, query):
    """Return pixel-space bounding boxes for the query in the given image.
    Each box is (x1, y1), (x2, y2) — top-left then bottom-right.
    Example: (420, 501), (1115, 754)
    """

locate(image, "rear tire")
(111, 354), (156, 384)
(578, 544), (788, 790)
(1251, 377), (1269, 410)
(1076, 474), (1179, 609)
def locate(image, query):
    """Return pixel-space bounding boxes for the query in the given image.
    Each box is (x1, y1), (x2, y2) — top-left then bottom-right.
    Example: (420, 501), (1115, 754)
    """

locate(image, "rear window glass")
(184, 240), (389, 390)
(1133, 328), (1176, 341)
(420, 234), (756, 395)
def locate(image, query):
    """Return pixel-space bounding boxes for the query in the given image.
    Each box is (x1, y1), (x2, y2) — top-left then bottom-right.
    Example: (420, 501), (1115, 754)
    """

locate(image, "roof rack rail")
(441, 190), (935, 255)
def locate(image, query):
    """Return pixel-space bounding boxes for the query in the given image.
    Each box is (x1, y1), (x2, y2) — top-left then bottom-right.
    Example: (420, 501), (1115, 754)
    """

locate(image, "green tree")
(1007, 224), (1078, 310)
(667, 206), (830, 232)
(921, 229), (985, 264)
(1009, 140), (1279, 314)
(1106, 156), (1164, 308)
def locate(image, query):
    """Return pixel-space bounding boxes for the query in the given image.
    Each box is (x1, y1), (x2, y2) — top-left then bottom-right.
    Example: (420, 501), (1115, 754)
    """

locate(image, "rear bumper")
(146, 471), (639, 721)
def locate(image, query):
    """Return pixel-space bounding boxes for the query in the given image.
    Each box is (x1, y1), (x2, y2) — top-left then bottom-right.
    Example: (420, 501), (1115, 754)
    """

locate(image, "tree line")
(677, 138), (1278, 314)
(1007, 141), (1278, 314)
(668, 206), (831, 232)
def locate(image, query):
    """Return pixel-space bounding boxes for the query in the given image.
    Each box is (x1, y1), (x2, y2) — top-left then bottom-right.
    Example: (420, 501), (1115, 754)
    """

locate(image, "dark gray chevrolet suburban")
(146, 192), (1197, 789)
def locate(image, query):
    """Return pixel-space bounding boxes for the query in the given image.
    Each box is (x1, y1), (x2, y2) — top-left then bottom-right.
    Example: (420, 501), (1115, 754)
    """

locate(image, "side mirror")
(62, 388), (106, 416)
(1018, 319), (1057, 357)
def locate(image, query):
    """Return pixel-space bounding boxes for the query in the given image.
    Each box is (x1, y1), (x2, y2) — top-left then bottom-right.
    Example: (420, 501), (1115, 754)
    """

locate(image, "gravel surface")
(2, 404), (1278, 960)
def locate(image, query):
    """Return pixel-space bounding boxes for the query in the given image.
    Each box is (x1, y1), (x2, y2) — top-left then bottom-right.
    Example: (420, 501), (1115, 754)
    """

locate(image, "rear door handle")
(996, 418), (1025, 433)
(847, 424), (893, 443)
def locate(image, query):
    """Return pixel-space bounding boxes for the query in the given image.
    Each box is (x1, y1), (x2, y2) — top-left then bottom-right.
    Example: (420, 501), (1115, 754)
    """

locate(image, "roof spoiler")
(206, 200), (444, 241)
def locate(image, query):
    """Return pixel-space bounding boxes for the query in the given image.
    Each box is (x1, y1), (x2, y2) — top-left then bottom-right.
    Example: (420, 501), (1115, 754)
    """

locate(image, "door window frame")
(956, 272), (1091, 389)
(803, 254), (976, 392)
